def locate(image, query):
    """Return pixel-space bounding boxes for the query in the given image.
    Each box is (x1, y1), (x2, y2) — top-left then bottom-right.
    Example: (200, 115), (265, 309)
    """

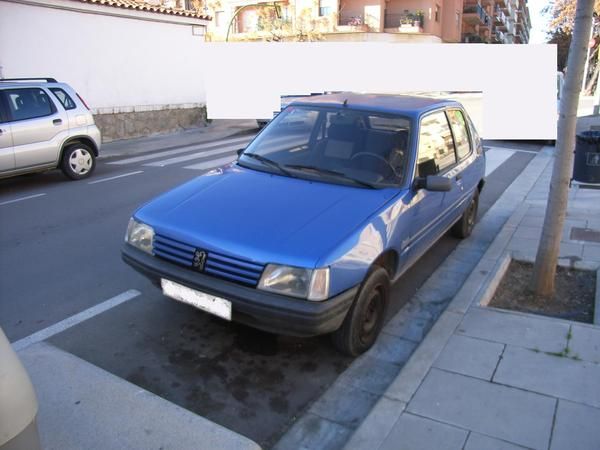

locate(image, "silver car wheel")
(68, 148), (93, 175)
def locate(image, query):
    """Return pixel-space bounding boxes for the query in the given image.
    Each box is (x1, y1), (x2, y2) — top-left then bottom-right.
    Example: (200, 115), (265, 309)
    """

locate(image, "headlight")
(125, 218), (154, 255)
(258, 264), (329, 301)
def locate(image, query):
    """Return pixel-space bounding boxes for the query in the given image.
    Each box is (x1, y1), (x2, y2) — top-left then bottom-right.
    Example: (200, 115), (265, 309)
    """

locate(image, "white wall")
(0, 0), (208, 112)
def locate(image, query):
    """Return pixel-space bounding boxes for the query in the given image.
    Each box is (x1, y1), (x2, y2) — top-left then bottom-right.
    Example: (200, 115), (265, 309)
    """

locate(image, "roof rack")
(0, 77), (58, 83)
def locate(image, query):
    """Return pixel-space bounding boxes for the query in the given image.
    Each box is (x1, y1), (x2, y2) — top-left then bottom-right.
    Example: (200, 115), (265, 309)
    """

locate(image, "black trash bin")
(573, 131), (600, 184)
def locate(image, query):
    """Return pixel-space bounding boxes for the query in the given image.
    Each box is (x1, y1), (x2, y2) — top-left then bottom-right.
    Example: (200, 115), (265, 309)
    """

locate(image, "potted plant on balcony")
(415, 10), (424, 28)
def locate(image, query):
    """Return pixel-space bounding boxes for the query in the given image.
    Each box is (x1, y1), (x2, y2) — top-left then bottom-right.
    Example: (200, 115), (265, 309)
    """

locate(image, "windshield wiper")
(242, 153), (293, 177)
(284, 164), (377, 189)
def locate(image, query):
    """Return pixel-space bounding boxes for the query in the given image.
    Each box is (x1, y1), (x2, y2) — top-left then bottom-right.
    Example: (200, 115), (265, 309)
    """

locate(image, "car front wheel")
(332, 267), (390, 356)
(60, 144), (96, 180)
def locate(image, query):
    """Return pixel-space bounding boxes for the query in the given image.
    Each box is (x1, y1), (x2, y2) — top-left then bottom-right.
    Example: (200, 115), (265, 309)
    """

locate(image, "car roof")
(288, 92), (462, 119)
(0, 80), (69, 90)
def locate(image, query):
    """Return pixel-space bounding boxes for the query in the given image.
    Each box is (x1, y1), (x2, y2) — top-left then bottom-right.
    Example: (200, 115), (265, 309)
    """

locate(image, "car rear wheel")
(60, 144), (96, 180)
(331, 267), (390, 356)
(452, 189), (479, 239)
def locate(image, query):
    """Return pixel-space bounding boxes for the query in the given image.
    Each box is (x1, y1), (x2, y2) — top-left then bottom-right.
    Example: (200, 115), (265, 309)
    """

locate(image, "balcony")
(384, 11), (425, 33)
(494, 29), (505, 43)
(463, 4), (490, 25)
(494, 7), (506, 27)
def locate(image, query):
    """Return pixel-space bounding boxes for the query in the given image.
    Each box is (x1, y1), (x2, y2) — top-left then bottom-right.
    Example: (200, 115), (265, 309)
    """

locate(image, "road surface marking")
(108, 136), (253, 165)
(485, 148), (515, 176)
(486, 146), (539, 155)
(12, 289), (141, 352)
(184, 155), (237, 170)
(144, 145), (242, 167)
(88, 171), (144, 184)
(0, 193), (46, 206)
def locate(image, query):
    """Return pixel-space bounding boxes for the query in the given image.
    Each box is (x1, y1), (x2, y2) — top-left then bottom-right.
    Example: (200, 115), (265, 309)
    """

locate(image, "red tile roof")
(74, 0), (211, 19)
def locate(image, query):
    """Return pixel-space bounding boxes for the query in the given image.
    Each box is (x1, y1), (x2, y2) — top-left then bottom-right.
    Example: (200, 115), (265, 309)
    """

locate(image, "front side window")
(417, 111), (456, 177)
(447, 109), (471, 160)
(4, 88), (55, 121)
(239, 105), (411, 188)
(50, 88), (76, 110)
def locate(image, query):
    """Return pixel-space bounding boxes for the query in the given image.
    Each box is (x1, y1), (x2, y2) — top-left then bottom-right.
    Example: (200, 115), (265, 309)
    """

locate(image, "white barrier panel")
(204, 43), (556, 140)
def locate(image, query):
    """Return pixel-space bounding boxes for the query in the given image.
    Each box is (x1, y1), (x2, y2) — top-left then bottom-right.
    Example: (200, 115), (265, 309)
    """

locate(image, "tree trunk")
(585, 46), (599, 95)
(530, 0), (595, 296)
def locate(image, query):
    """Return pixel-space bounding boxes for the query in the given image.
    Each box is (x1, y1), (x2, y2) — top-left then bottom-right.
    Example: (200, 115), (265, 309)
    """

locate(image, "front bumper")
(122, 244), (358, 337)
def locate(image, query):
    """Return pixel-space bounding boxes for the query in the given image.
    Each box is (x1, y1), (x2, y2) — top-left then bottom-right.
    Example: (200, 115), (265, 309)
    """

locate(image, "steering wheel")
(350, 152), (397, 178)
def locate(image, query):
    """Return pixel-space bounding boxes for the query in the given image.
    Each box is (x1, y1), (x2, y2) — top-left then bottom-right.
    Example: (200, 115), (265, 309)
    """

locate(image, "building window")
(280, 5), (291, 22)
(319, 0), (335, 16)
(435, 4), (440, 22)
(215, 11), (224, 27)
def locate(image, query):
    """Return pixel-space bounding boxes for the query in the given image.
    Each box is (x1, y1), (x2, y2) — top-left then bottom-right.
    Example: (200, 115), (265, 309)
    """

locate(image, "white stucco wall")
(0, 0), (208, 112)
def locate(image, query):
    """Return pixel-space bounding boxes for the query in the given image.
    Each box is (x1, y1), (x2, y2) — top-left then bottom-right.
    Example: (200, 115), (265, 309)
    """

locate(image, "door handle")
(53, 119), (62, 126)
(455, 173), (463, 181)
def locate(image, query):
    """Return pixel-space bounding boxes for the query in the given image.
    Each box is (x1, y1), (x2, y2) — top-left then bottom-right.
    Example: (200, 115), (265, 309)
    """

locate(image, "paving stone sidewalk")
(345, 148), (600, 450)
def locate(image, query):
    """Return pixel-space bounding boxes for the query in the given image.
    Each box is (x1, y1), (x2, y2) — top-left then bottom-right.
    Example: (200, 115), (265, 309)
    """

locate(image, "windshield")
(239, 105), (411, 188)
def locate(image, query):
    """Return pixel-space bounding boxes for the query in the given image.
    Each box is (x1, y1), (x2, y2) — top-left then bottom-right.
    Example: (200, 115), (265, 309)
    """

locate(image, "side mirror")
(415, 175), (452, 192)
(236, 148), (245, 158)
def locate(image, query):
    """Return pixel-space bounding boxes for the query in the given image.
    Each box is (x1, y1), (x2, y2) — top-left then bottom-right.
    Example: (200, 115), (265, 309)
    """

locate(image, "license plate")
(161, 279), (232, 321)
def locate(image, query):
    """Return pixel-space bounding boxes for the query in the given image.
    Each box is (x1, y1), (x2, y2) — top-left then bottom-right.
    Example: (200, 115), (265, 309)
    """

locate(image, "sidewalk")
(345, 137), (600, 447)
(99, 119), (258, 159)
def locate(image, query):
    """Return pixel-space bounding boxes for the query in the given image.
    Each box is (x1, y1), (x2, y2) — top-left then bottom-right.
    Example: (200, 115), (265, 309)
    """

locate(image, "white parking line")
(12, 289), (141, 352)
(0, 193), (46, 206)
(485, 148), (515, 176)
(144, 145), (242, 167)
(88, 171), (144, 184)
(108, 136), (253, 165)
(486, 146), (539, 155)
(184, 155), (237, 170)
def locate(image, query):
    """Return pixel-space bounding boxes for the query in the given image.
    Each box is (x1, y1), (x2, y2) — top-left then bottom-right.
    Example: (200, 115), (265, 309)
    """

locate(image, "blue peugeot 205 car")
(122, 93), (485, 356)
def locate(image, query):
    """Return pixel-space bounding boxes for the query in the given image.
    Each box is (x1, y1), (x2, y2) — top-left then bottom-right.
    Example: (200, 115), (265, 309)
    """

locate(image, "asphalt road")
(0, 134), (542, 448)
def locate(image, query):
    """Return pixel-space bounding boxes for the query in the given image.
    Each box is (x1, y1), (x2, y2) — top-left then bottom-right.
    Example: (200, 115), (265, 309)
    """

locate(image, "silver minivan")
(0, 78), (101, 180)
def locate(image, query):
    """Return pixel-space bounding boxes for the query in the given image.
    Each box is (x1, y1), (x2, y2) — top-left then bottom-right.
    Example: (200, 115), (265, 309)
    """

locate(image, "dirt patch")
(489, 260), (596, 324)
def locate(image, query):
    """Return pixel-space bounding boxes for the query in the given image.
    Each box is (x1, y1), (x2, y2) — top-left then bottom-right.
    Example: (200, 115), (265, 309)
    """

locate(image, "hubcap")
(467, 198), (477, 229)
(69, 148), (92, 174)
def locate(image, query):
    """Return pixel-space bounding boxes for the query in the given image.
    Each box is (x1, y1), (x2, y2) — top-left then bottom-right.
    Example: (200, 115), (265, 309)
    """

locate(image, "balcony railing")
(384, 11), (425, 29)
(464, 4), (490, 25)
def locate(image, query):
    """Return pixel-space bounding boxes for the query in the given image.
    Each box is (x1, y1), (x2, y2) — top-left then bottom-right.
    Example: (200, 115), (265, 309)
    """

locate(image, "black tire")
(60, 143), (96, 180)
(332, 267), (390, 356)
(452, 189), (479, 239)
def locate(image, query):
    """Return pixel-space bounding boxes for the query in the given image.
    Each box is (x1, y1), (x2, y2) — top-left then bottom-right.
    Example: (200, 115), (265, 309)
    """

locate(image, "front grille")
(153, 233), (264, 286)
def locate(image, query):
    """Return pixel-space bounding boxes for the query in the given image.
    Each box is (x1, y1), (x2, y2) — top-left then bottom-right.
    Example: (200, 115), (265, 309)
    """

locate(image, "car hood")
(136, 164), (398, 268)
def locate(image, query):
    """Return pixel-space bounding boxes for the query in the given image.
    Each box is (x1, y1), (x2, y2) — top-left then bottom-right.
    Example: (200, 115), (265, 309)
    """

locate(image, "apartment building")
(461, 0), (531, 43)
(206, 0), (465, 42)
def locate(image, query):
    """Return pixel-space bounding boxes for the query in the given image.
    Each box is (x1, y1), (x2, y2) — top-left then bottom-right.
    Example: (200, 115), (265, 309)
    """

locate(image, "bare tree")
(530, 0), (595, 296)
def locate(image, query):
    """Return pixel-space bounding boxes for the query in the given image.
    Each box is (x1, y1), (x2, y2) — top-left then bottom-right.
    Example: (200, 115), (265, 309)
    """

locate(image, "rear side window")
(417, 111), (456, 177)
(447, 110), (471, 160)
(3, 88), (55, 121)
(50, 88), (76, 110)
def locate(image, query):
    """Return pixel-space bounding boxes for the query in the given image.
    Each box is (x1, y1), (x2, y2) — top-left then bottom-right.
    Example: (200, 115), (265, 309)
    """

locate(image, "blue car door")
(404, 110), (461, 263)
(445, 108), (480, 211)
